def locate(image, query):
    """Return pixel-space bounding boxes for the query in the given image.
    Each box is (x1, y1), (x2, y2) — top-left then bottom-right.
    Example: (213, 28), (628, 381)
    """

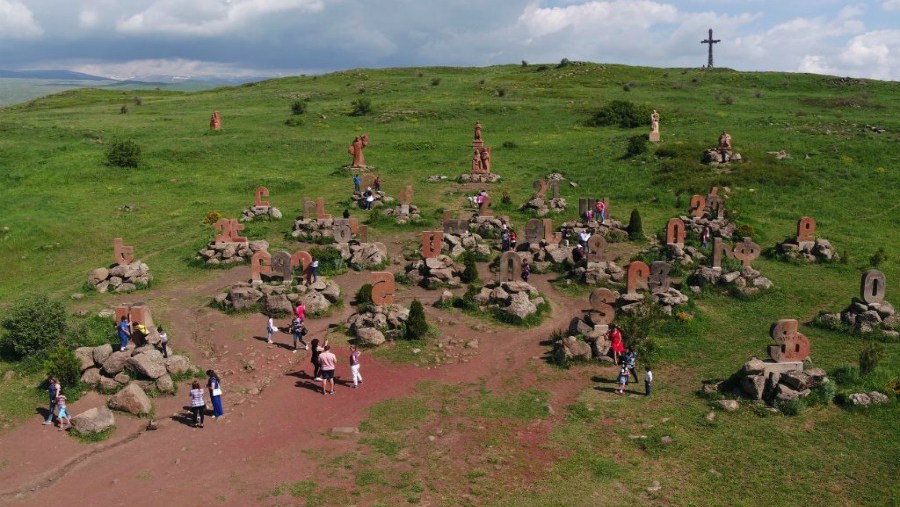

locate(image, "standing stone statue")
(348, 134), (369, 168)
(474, 121), (483, 142)
(209, 111), (222, 131)
(472, 148), (485, 173)
(649, 110), (660, 142)
(718, 131), (732, 152)
(480, 146), (491, 173)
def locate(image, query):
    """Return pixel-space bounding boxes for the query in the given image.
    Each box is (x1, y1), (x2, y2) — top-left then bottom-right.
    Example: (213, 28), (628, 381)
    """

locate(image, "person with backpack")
(42, 376), (59, 426)
(291, 317), (308, 352)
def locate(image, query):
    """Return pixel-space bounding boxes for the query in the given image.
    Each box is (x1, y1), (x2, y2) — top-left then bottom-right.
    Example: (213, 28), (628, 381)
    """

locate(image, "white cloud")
(70, 58), (286, 80)
(800, 29), (900, 80)
(79, 10), (99, 29)
(882, 0), (900, 11)
(0, 0), (43, 38)
(518, 1), (679, 38)
(116, 0), (325, 36)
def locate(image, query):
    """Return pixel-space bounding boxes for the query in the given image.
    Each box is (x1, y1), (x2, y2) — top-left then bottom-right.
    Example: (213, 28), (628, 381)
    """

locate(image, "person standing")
(353, 174), (361, 192)
(157, 326), (168, 358)
(509, 231), (517, 251)
(294, 302), (306, 322)
(578, 231), (591, 251)
(206, 370), (224, 419)
(349, 345), (363, 388)
(189, 380), (205, 428)
(616, 365), (628, 395)
(624, 347), (639, 382)
(373, 176), (381, 192)
(596, 200), (606, 223)
(290, 317), (308, 352)
(501, 229), (510, 252)
(318, 344), (337, 395)
(310, 338), (322, 380)
(521, 261), (531, 282)
(42, 376), (59, 426)
(55, 391), (70, 431)
(608, 324), (625, 366)
(117, 316), (131, 352)
(701, 226), (711, 249)
(645, 367), (653, 396)
(310, 258), (319, 284)
(266, 315), (278, 344)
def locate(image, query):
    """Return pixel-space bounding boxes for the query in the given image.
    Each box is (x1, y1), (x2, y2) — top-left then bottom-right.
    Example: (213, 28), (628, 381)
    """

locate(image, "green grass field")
(0, 63), (898, 505)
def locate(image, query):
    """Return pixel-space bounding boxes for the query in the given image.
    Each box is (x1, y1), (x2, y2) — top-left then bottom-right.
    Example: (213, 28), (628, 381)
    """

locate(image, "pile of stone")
(732, 357), (827, 404)
(76, 342), (196, 411)
(468, 215), (513, 237)
(352, 189), (393, 209)
(570, 260), (626, 285)
(702, 149), (742, 164)
(405, 255), (463, 289)
(196, 240), (269, 266)
(509, 242), (571, 273)
(817, 299), (898, 336)
(442, 232), (492, 259)
(664, 244), (707, 266)
(557, 315), (612, 363)
(848, 391), (890, 406)
(347, 304), (411, 346)
(616, 288), (690, 316)
(520, 196), (567, 217)
(691, 265), (774, 296)
(774, 237), (839, 263)
(291, 216), (338, 242)
(215, 278), (342, 315)
(87, 263), (152, 293)
(562, 219), (630, 242)
(382, 204), (422, 224)
(459, 173), (500, 183)
(240, 205), (282, 222)
(681, 215), (736, 240)
(335, 241), (389, 270)
(426, 175), (448, 182)
(472, 280), (546, 322)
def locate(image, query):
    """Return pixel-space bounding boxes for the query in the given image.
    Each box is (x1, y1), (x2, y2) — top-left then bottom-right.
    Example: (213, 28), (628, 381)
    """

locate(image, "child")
(189, 380), (205, 428)
(266, 316), (277, 344)
(158, 325), (168, 358)
(616, 365), (628, 395)
(310, 259), (319, 284)
(56, 391), (70, 431)
(349, 345), (363, 388)
(645, 367), (653, 396)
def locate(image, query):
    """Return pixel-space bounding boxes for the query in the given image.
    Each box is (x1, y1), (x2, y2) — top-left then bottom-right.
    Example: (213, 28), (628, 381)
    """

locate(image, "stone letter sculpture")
(712, 237), (733, 268)
(113, 237), (134, 266)
(649, 110), (660, 142)
(648, 261), (671, 292)
(442, 219), (469, 236)
(209, 112), (221, 131)
(586, 235), (608, 263)
(542, 219), (561, 245)
(718, 131), (732, 151)
(254, 186), (270, 208)
(270, 251), (293, 282)
(370, 272), (396, 306)
(214, 218), (247, 244)
(303, 198), (316, 220)
(689, 195), (706, 218)
(525, 219), (544, 244)
(291, 251), (312, 273)
(315, 197), (331, 220)
(421, 231), (443, 259)
(578, 198), (597, 218)
(348, 135), (369, 168)
(533, 180), (548, 199)
(706, 193), (725, 219)
(333, 219), (353, 244)
(589, 288), (617, 325)
(398, 185), (413, 206)
(498, 251), (522, 282)
(768, 319), (810, 362)
(732, 237), (760, 268)
(626, 261), (650, 295)
(797, 216), (816, 244)
(666, 218), (686, 247)
(860, 270), (886, 304)
(250, 251), (272, 282)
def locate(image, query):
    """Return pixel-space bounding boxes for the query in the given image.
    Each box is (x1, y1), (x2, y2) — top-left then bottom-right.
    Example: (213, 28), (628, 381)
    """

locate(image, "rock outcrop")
(87, 262), (152, 293)
(196, 240), (268, 266)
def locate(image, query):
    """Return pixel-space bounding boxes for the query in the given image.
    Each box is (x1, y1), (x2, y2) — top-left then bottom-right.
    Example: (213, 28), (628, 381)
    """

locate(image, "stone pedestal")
(648, 132), (660, 143)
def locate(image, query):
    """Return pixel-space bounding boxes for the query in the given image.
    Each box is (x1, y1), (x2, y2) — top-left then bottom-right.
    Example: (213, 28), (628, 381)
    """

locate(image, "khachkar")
(86, 238), (153, 293)
(459, 121), (500, 183)
(214, 249), (343, 316)
(648, 110), (660, 143)
(291, 197), (388, 270)
(197, 218), (269, 266)
(240, 186), (283, 222)
(770, 216), (839, 263)
(346, 272), (413, 346)
(816, 270), (898, 336)
(728, 319), (831, 405)
(520, 175), (567, 216)
(703, 130), (742, 164)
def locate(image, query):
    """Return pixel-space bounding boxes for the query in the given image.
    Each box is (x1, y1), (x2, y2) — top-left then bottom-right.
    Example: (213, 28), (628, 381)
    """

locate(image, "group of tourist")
(607, 324), (652, 396)
(116, 315), (167, 358)
(187, 370), (225, 428)
(42, 376), (69, 431)
(582, 199), (606, 223)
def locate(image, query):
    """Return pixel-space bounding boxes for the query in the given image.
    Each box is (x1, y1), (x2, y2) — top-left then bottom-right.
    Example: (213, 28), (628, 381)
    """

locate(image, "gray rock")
(155, 374), (175, 394)
(74, 347), (95, 371)
(99, 375), (120, 392)
(228, 285), (264, 311)
(503, 292), (537, 320)
(108, 383), (152, 415)
(114, 372), (131, 385)
(101, 350), (132, 376)
(321, 281), (341, 302)
(89, 267), (109, 284)
(780, 371), (809, 391)
(741, 358), (766, 376)
(70, 406), (115, 434)
(300, 291), (330, 314)
(717, 400), (739, 412)
(81, 367), (101, 386)
(262, 294), (293, 315)
(849, 393), (871, 406)
(741, 375), (765, 400)
(555, 336), (592, 363)
(775, 384), (801, 402)
(165, 355), (193, 376)
(128, 350), (167, 379)
(356, 327), (386, 346)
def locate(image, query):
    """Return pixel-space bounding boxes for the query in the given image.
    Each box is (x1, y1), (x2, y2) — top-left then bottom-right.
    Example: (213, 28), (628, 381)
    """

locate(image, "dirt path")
(0, 248), (608, 506)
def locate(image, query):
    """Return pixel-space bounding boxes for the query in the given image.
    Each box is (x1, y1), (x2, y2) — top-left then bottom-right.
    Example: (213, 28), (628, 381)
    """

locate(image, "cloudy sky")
(0, 0), (898, 81)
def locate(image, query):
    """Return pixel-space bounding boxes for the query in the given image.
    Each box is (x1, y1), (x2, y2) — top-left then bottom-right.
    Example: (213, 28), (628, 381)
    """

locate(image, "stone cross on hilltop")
(701, 28), (720, 68)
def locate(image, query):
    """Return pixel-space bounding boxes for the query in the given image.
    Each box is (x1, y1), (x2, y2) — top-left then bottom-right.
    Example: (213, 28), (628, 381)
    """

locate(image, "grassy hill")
(0, 63), (898, 504)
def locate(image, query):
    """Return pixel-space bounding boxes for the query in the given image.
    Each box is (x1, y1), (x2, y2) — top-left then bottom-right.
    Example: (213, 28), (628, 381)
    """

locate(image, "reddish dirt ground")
(0, 244), (612, 506)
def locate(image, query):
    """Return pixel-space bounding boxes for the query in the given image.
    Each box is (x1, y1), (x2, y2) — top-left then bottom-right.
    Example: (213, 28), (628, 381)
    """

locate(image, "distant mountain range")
(0, 69), (265, 85)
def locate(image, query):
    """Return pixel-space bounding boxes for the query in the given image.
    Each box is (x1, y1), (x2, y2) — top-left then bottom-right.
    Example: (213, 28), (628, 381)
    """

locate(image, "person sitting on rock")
(132, 321), (150, 347)
(572, 244), (585, 265)
(521, 261), (531, 282)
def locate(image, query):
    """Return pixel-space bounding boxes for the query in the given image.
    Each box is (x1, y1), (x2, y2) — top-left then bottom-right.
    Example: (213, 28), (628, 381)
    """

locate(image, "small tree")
(291, 100), (307, 115)
(119, 104), (128, 115)
(350, 98), (372, 116)
(860, 340), (885, 375)
(405, 299), (428, 340)
(45, 344), (81, 388)
(625, 135), (647, 157)
(355, 284), (373, 306)
(106, 139), (142, 168)
(1, 294), (68, 358)
(460, 252), (480, 284)
(627, 208), (644, 240)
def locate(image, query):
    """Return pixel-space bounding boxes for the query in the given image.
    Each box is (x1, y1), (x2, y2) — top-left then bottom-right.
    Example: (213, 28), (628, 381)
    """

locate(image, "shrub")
(735, 224), (756, 237)
(502, 141), (518, 149)
(495, 88), (507, 97)
(870, 247), (887, 268)
(405, 300), (428, 340)
(1, 294), (68, 358)
(622, 84), (631, 92)
(618, 299), (664, 350)
(350, 98), (372, 116)
(291, 100), (307, 115)
(309, 246), (345, 276)
(860, 340), (885, 375)
(460, 252), (480, 284)
(501, 191), (512, 205)
(203, 210), (222, 225)
(625, 135), (647, 157)
(133, 96), (143, 106)
(627, 208), (644, 239)
(535, 65), (549, 72)
(105, 139), (141, 168)
(557, 58), (572, 68)
(724, 95), (735, 105)
(355, 284), (373, 306)
(521, 60), (528, 67)
(44, 344), (81, 388)
(119, 105), (128, 115)
(430, 78), (441, 86)
(635, 336), (659, 370)
(587, 100), (652, 128)
(284, 117), (304, 127)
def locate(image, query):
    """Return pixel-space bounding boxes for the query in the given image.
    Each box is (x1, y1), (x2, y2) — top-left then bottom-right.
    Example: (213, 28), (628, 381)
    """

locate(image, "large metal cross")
(701, 28), (720, 68)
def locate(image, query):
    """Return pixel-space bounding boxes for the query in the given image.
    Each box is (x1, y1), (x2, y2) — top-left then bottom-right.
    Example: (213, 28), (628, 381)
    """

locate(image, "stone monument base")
(703, 149), (742, 165)
(459, 173), (501, 184)
(648, 132), (660, 143)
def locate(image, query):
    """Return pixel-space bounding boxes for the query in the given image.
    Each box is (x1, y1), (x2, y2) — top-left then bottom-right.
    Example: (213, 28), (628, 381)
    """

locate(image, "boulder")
(775, 384), (801, 402)
(849, 393), (871, 406)
(155, 373), (175, 394)
(101, 350), (132, 376)
(741, 375), (765, 400)
(229, 285), (264, 311)
(555, 336), (592, 363)
(321, 281), (341, 302)
(93, 344), (113, 365)
(108, 383), (152, 415)
(356, 327), (386, 346)
(99, 376), (120, 392)
(75, 347), (95, 371)
(503, 292), (537, 321)
(70, 406), (116, 434)
(81, 367), (101, 386)
(128, 350), (167, 379)
(780, 371), (809, 391)
(300, 291), (330, 314)
(165, 355), (193, 376)
(262, 294), (293, 315)
(741, 358), (766, 376)
(868, 391), (889, 404)
(114, 373), (131, 385)
(717, 400), (739, 412)
(89, 267), (109, 284)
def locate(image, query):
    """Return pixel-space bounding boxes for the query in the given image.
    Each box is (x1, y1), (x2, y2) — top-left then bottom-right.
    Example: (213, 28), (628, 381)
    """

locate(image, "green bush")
(625, 135), (647, 157)
(350, 98), (372, 116)
(309, 246), (345, 276)
(735, 224), (756, 237)
(587, 100), (652, 128)
(284, 117), (304, 127)
(355, 283), (373, 306)
(44, 344), (81, 389)
(291, 100), (307, 115)
(430, 78), (441, 86)
(105, 139), (142, 168)
(627, 208), (643, 240)
(1, 294), (68, 358)
(860, 340), (885, 375)
(405, 300), (428, 340)
(460, 253), (480, 284)
(869, 247), (887, 268)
